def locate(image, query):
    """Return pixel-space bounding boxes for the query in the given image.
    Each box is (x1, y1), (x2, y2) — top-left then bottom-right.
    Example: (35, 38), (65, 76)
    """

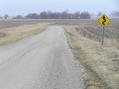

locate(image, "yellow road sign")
(98, 15), (110, 26)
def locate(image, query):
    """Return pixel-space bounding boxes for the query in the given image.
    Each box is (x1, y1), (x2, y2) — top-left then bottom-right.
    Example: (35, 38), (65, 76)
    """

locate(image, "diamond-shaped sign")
(98, 15), (110, 26)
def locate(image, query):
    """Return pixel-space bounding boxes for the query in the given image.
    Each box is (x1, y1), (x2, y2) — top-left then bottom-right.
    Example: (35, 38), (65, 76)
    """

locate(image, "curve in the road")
(0, 26), (85, 89)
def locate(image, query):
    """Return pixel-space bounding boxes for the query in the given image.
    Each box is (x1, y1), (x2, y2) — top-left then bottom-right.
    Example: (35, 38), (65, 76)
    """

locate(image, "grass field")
(0, 19), (43, 29)
(0, 20), (48, 45)
(64, 19), (119, 89)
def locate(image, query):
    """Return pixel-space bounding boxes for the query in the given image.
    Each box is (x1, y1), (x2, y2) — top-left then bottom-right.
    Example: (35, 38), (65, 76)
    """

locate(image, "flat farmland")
(0, 19), (101, 29)
(64, 19), (119, 89)
(0, 20), (48, 45)
(0, 19), (119, 89)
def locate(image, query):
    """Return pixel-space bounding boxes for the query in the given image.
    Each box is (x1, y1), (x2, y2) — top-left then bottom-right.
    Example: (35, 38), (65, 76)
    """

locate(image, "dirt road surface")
(0, 26), (85, 89)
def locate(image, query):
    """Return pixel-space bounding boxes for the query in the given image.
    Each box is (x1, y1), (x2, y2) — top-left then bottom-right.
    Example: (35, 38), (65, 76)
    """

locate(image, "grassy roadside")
(0, 23), (48, 45)
(64, 26), (119, 89)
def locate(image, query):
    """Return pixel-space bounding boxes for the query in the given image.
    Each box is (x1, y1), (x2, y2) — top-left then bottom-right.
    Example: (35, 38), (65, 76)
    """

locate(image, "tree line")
(111, 11), (119, 17)
(1, 11), (91, 19)
(15, 11), (91, 19)
(1, 11), (119, 19)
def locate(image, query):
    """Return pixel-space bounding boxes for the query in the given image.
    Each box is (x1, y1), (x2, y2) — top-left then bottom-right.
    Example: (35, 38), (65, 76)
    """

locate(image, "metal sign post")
(102, 27), (105, 45)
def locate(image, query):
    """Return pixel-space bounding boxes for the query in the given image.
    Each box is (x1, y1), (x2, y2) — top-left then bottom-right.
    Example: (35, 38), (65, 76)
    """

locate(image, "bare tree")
(98, 12), (103, 16)
(4, 14), (9, 19)
(111, 11), (119, 17)
(40, 12), (48, 19)
(13, 15), (24, 19)
(80, 12), (91, 19)
(25, 13), (40, 19)
(72, 12), (80, 19)
(0, 16), (2, 19)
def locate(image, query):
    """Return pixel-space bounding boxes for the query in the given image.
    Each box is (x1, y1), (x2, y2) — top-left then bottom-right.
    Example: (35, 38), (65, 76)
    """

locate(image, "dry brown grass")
(64, 26), (119, 89)
(0, 23), (48, 45)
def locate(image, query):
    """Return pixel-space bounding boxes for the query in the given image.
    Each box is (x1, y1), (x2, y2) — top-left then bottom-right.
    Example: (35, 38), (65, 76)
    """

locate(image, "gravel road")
(0, 26), (85, 89)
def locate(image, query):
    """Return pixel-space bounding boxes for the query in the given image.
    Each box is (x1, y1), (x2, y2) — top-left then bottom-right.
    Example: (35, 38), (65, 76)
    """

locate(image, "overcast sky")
(0, 0), (118, 16)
